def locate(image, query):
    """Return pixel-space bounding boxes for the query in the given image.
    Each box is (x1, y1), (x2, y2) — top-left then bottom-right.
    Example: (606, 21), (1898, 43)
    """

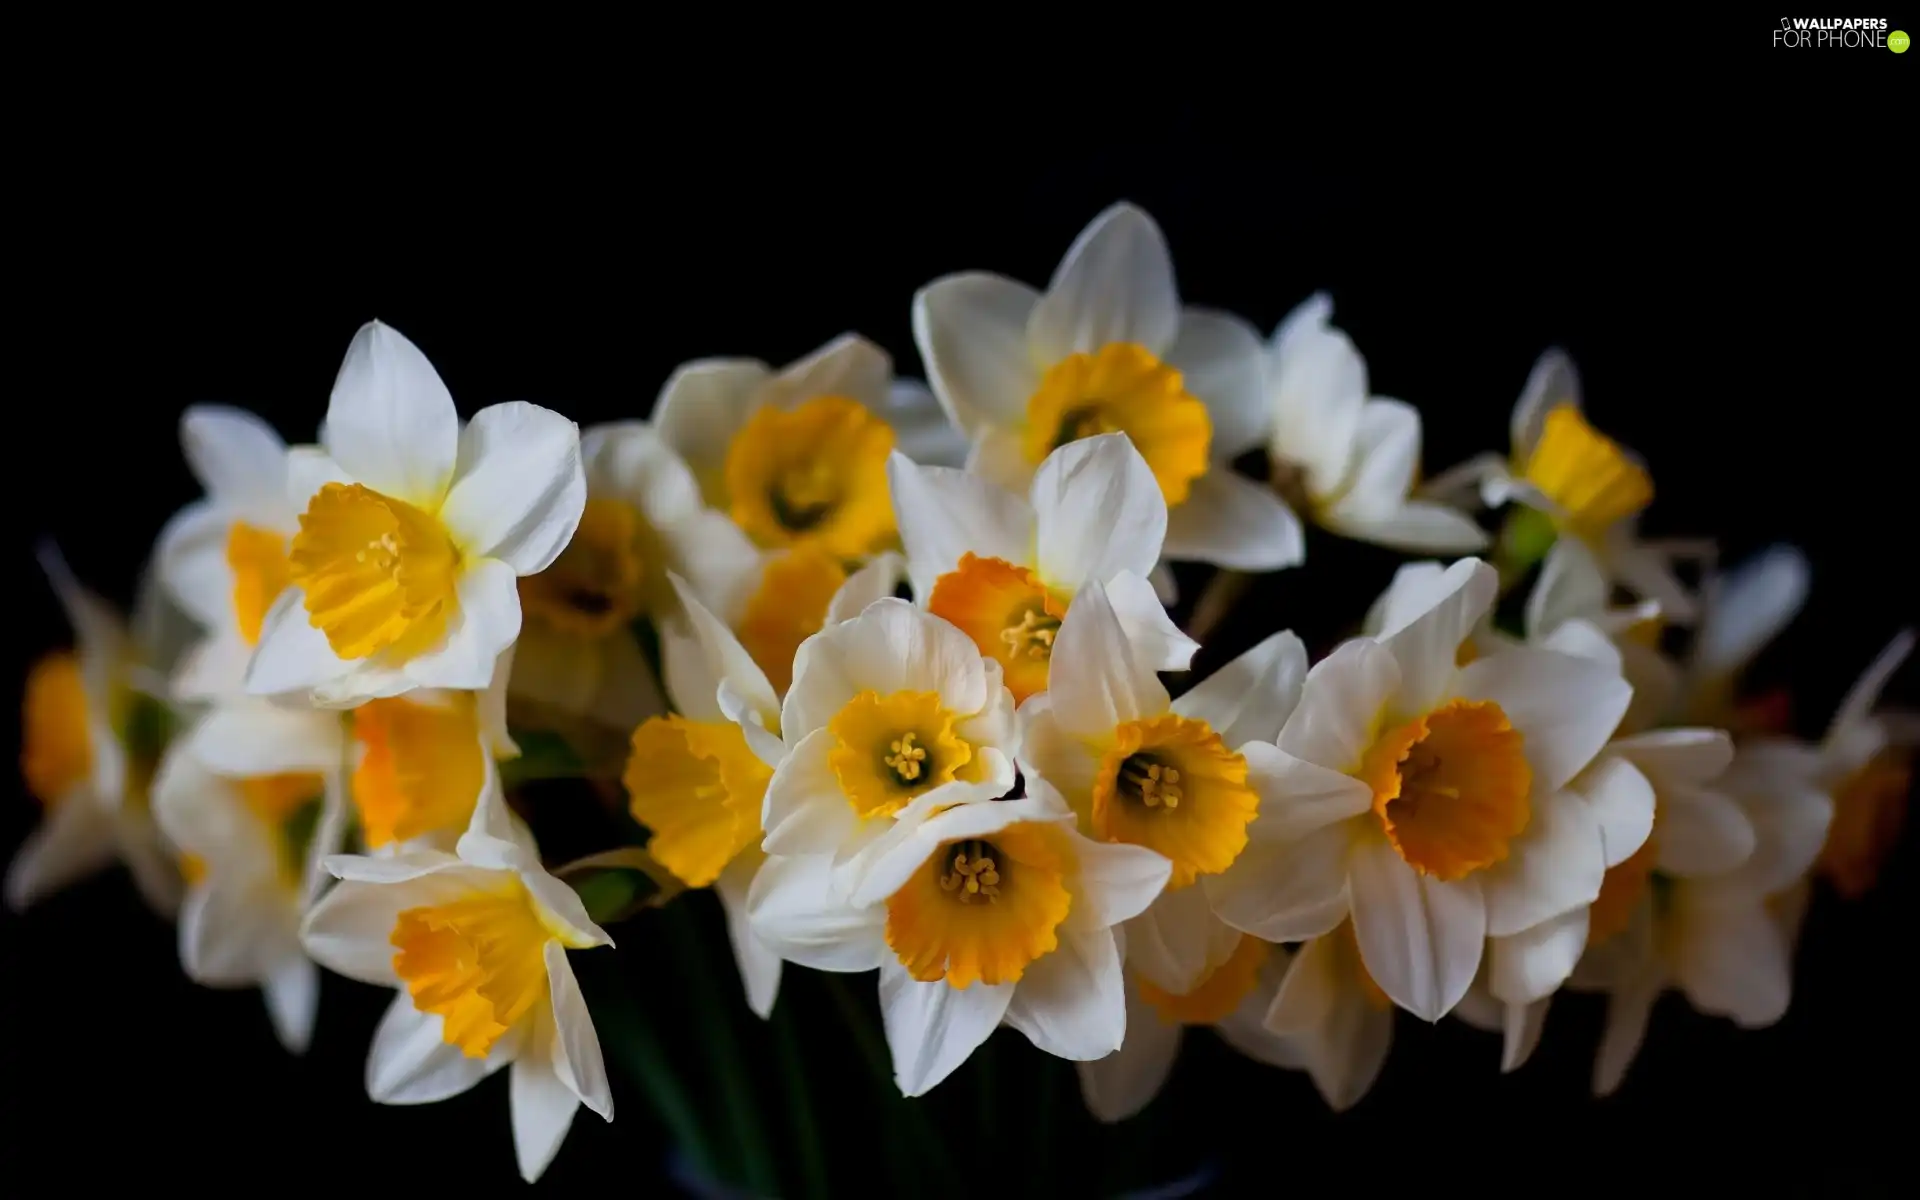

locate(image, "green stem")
(662, 902), (780, 1197)
(771, 996), (830, 1199)
(579, 957), (715, 1177)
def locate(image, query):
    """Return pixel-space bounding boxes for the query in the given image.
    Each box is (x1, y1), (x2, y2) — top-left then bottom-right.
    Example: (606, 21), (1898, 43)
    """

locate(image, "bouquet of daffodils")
(12, 203), (1912, 1193)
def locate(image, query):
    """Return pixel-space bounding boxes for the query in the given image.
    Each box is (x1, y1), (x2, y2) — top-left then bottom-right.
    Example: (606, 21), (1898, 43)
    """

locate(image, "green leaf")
(555, 847), (686, 923)
(1495, 505), (1558, 583)
(500, 727), (587, 787)
(121, 691), (177, 764)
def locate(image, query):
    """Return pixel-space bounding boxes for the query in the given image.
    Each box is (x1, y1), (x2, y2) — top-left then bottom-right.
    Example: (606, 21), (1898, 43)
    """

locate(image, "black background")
(5, 67), (1915, 1196)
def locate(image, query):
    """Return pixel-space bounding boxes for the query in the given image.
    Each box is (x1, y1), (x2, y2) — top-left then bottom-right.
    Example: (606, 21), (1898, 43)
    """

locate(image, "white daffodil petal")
(1013, 695), (1101, 801)
(667, 573), (780, 729)
(827, 552), (907, 625)
(1269, 310), (1366, 493)
(5, 797), (116, 913)
(1458, 648), (1631, 795)
(1164, 307), (1268, 460)
(1104, 570), (1200, 672)
(510, 1050), (580, 1185)
(439, 403), (586, 574)
(886, 453), (1032, 602)
(1830, 628), (1916, 744)
(155, 499), (233, 629)
(323, 322), (460, 506)
(1510, 349), (1580, 459)
(543, 942), (612, 1118)
(745, 852), (887, 973)
(1239, 744), (1375, 842)
(582, 421), (702, 526)
(1501, 998), (1550, 1074)
(1161, 470), (1305, 571)
(301, 867), (487, 984)
(366, 991), (509, 1105)
(1172, 632), (1308, 749)
(1593, 971), (1662, 1097)
(285, 446), (353, 508)
(911, 272), (1044, 435)
(1482, 790), (1608, 937)
(1349, 839), (1485, 1022)
(717, 855), (783, 1018)
(1029, 203), (1179, 361)
(1032, 433), (1167, 587)
(171, 633), (255, 704)
(187, 702), (344, 776)
(1047, 581), (1169, 738)
(1572, 755), (1657, 869)
(1263, 932), (1340, 1035)
(1489, 907), (1590, 1005)
(1540, 618), (1623, 676)
(761, 730), (858, 858)
(1608, 728), (1735, 785)
(1694, 545), (1809, 679)
(1276, 638), (1401, 774)
(849, 792), (1042, 908)
(1330, 398), (1421, 518)
(1324, 501), (1489, 556)
(246, 590), (348, 697)
(1070, 834), (1175, 930)
(651, 358), (771, 480)
(1672, 900), (1791, 1028)
(1206, 820), (1353, 944)
(1077, 979), (1182, 1123)
(763, 334), (893, 412)
(1124, 885), (1240, 993)
(781, 600), (990, 742)
(1527, 540), (1610, 639)
(1004, 928), (1127, 1060)
(182, 404), (292, 519)
(966, 427), (1038, 496)
(1656, 785), (1758, 877)
(881, 379), (971, 468)
(264, 958), (320, 1054)
(879, 959), (1015, 1098)
(1379, 559), (1498, 715)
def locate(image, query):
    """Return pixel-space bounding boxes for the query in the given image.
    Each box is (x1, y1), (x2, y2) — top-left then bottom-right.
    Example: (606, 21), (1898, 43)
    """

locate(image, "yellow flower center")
(1091, 714), (1257, 890)
(1589, 832), (1658, 946)
(624, 715), (773, 889)
(737, 547), (849, 696)
(238, 771), (328, 888)
(927, 553), (1067, 705)
(350, 694), (485, 848)
(1022, 343), (1212, 506)
(225, 521), (292, 646)
(1136, 934), (1270, 1025)
(827, 690), (983, 820)
(290, 482), (462, 662)
(390, 879), (555, 1058)
(21, 652), (92, 807)
(883, 823), (1074, 988)
(1519, 405), (1653, 541)
(518, 497), (652, 639)
(723, 395), (897, 559)
(1359, 698), (1533, 882)
(1818, 746), (1912, 901)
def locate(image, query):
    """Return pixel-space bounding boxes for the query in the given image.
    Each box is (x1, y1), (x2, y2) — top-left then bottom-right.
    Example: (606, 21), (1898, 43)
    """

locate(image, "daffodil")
(151, 707), (350, 1051)
(913, 202), (1302, 573)
(1425, 349), (1699, 620)
(749, 778), (1170, 1096)
(1264, 294), (1486, 554)
(1076, 934), (1295, 1122)
(757, 599), (1021, 886)
(155, 405), (303, 700)
(1568, 736), (1832, 1096)
(245, 321), (586, 707)
(8, 546), (182, 915)
(1018, 579), (1302, 994)
(1255, 919), (1399, 1111)
(511, 421), (759, 731)
(651, 334), (958, 564)
(300, 805), (613, 1183)
(623, 575), (794, 1017)
(1207, 558), (1637, 1021)
(1807, 630), (1915, 899)
(889, 432), (1197, 705)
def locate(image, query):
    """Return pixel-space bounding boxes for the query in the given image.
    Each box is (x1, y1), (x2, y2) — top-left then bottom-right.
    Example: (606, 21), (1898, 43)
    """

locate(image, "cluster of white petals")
(10, 201), (1912, 1182)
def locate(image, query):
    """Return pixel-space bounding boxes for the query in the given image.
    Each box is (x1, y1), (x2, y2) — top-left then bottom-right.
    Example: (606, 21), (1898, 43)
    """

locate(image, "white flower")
(154, 406), (303, 701)
(1254, 920), (1399, 1111)
(758, 599), (1020, 887)
(300, 804), (614, 1183)
(912, 202), (1302, 572)
(1424, 350), (1699, 621)
(150, 705), (351, 1052)
(1806, 629), (1916, 899)
(1018, 579), (1303, 993)
(245, 320), (586, 707)
(7, 546), (182, 915)
(511, 420), (760, 732)
(888, 432), (1197, 705)
(748, 778), (1170, 1096)
(1206, 558), (1636, 1021)
(1076, 934), (1310, 1122)
(1264, 294), (1486, 554)
(1569, 736), (1832, 1096)
(651, 334), (956, 563)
